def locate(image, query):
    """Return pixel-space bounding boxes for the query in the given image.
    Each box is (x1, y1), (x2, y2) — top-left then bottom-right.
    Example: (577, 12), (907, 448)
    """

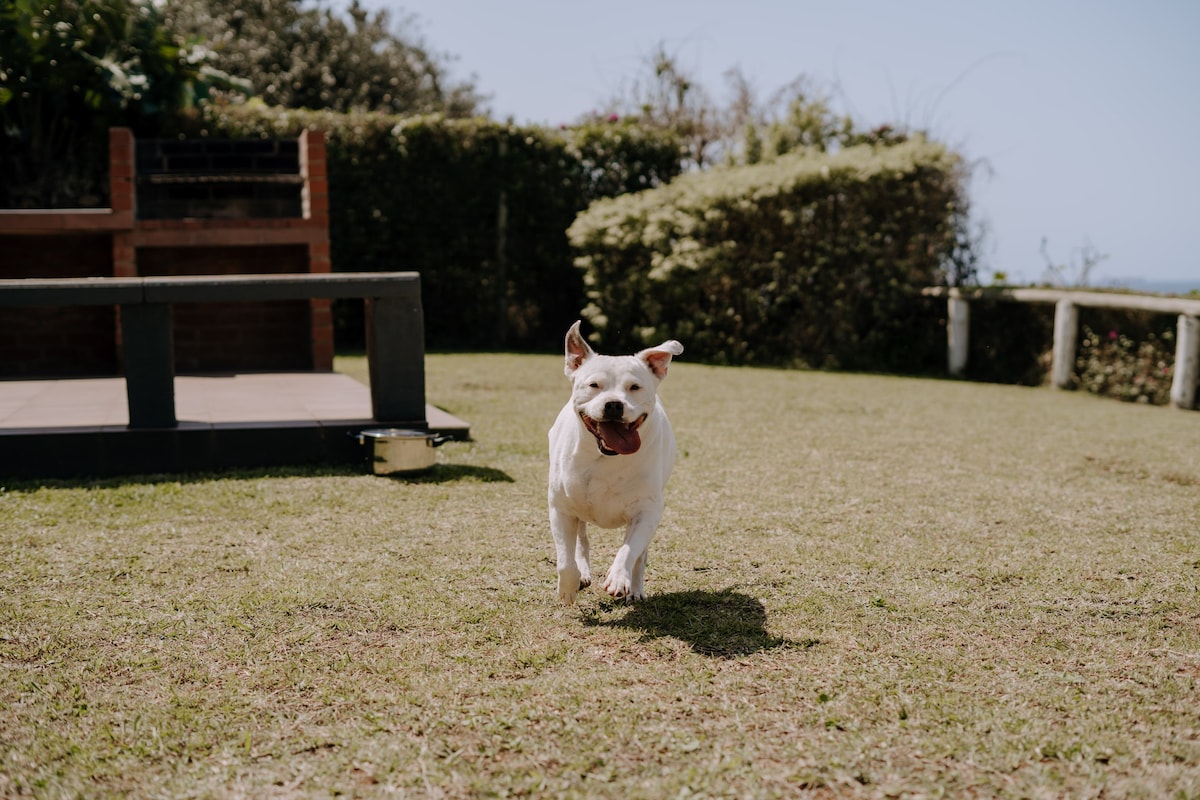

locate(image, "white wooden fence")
(923, 287), (1200, 410)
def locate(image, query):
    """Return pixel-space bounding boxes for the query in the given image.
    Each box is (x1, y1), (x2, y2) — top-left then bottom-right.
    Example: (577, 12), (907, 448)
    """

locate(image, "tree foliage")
(162, 0), (482, 116)
(602, 44), (862, 169)
(0, 0), (481, 207)
(0, 0), (237, 206)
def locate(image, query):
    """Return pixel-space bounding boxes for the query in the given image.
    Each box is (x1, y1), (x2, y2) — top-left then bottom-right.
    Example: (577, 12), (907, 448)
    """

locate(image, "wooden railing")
(923, 287), (1200, 410)
(0, 272), (425, 428)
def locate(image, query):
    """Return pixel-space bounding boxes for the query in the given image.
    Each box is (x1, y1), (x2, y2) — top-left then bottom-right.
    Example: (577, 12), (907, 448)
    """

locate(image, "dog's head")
(563, 320), (683, 456)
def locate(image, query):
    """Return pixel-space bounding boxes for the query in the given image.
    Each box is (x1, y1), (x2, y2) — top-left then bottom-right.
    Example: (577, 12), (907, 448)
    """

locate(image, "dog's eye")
(629, 383), (641, 391)
(588, 381), (600, 389)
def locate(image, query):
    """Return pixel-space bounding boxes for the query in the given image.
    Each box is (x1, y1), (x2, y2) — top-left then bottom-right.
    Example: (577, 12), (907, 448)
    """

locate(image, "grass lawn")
(2, 353), (1199, 798)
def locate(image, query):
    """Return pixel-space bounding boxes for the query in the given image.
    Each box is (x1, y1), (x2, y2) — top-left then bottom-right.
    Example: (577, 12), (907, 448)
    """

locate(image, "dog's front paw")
(602, 570), (643, 601)
(557, 565), (582, 605)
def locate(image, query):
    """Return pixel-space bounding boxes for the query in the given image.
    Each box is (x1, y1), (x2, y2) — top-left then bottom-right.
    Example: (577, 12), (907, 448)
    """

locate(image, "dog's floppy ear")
(638, 339), (684, 380)
(564, 320), (595, 376)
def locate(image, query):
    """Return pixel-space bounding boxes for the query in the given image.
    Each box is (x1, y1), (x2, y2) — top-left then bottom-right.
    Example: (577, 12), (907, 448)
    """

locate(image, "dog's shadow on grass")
(582, 587), (812, 658)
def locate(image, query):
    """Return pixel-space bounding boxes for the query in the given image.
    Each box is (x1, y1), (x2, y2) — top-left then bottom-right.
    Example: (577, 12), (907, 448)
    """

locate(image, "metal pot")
(355, 428), (452, 475)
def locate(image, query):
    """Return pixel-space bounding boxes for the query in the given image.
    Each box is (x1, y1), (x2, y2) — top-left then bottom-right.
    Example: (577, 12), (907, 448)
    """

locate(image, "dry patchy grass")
(1, 354), (1198, 798)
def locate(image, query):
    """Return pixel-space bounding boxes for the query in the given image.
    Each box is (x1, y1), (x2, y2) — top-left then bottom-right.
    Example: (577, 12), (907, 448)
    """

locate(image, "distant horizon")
(1095, 277), (1199, 296)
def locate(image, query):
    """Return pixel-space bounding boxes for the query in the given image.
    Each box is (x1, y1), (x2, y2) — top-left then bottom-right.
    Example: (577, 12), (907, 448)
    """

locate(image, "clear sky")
(352, 0), (1200, 290)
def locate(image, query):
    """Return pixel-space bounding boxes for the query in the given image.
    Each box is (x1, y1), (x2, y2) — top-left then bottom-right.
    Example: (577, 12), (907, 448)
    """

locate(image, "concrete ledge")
(0, 208), (134, 234)
(923, 286), (1200, 316)
(131, 223), (324, 248)
(0, 414), (469, 481)
(0, 421), (369, 480)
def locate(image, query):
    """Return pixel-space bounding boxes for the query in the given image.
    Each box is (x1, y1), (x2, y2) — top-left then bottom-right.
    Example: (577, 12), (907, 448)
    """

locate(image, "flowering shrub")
(1076, 325), (1175, 405)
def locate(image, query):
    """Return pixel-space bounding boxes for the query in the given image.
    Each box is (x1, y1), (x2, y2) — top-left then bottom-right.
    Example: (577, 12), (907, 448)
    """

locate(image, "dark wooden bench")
(0, 272), (425, 428)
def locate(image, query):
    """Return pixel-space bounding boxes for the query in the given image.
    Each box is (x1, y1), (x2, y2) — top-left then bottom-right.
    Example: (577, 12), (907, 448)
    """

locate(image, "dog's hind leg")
(576, 525), (592, 589)
(551, 508), (585, 604)
(630, 548), (647, 600)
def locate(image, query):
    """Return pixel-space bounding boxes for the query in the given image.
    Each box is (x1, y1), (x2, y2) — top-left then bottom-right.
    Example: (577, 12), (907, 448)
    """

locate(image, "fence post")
(947, 293), (969, 377)
(1051, 299), (1078, 390)
(1171, 314), (1199, 410)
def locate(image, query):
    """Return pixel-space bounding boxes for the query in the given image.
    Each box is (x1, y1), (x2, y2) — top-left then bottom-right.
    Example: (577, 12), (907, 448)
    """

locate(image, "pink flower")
(1108, 330), (1118, 340)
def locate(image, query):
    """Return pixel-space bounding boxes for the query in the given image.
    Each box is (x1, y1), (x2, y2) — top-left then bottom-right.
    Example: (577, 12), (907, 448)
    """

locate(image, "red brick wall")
(1, 129), (333, 376)
(0, 235), (118, 376)
(136, 245), (314, 371)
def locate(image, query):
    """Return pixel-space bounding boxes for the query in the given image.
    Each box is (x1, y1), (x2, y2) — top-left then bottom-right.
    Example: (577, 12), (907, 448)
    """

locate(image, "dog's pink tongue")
(598, 420), (640, 454)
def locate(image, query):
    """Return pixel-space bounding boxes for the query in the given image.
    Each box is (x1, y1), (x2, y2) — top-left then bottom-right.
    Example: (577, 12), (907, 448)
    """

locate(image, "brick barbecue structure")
(0, 130), (472, 479)
(0, 128), (333, 377)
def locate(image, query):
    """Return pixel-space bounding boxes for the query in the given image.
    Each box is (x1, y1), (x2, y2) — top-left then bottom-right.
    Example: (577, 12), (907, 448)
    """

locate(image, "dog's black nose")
(603, 400), (625, 420)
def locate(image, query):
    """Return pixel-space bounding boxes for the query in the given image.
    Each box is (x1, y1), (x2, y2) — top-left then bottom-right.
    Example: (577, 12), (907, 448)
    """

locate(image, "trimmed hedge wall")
(193, 104), (683, 350)
(568, 138), (963, 371)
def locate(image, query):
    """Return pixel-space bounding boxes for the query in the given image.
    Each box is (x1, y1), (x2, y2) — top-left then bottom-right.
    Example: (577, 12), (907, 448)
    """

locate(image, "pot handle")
(347, 431), (455, 447)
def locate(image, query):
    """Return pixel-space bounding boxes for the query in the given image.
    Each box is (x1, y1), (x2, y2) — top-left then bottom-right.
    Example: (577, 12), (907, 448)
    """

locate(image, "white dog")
(547, 320), (684, 604)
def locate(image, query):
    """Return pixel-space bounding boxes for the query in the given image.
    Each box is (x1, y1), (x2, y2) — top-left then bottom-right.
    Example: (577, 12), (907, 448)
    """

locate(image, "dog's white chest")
(549, 402), (675, 529)
(555, 456), (655, 529)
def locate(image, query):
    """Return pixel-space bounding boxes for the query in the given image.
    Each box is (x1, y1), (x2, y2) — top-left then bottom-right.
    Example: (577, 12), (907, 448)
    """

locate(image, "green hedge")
(963, 300), (1055, 386)
(192, 104), (683, 349)
(568, 138), (963, 371)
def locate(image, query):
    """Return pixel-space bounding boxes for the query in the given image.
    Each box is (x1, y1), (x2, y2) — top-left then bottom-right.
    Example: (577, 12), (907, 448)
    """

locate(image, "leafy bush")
(195, 104), (682, 349)
(0, 0), (238, 207)
(568, 137), (964, 371)
(963, 300), (1055, 386)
